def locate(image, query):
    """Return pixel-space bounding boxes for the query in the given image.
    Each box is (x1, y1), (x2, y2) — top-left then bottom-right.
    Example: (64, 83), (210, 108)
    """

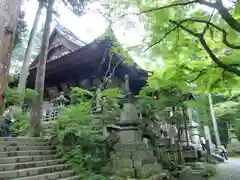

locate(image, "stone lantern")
(52, 92), (69, 116)
(188, 120), (200, 145)
(102, 74), (163, 179)
(227, 123), (240, 155)
(54, 92), (69, 106)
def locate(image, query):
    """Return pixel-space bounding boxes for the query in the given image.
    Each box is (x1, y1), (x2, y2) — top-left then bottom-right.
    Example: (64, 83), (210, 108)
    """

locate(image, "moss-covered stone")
(179, 166), (208, 180)
(146, 171), (174, 180)
(115, 168), (136, 178)
(136, 164), (163, 178)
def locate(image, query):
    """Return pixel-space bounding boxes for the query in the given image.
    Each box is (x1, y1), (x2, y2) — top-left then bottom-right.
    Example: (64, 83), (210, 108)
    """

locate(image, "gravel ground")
(213, 158), (240, 180)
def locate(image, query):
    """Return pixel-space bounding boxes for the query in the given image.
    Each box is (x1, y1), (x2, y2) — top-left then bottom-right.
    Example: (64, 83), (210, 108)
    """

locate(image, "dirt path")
(213, 158), (240, 180)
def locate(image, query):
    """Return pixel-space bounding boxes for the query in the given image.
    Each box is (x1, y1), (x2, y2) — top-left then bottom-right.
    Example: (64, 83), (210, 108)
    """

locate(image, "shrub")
(11, 111), (29, 136)
(4, 87), (37, 108)
(202, 164), (217, 178)
(50, 87), (120, 179)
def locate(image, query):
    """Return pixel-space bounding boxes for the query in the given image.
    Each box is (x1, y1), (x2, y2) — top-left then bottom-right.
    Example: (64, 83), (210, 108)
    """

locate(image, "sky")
(23, 0), (145, 45)
(23, 0), (148, 67)
(22, 0), (232, 69)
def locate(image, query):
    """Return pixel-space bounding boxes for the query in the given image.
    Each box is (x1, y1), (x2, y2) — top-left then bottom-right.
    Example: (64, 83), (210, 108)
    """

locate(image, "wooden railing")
(40, 102), (63, 122)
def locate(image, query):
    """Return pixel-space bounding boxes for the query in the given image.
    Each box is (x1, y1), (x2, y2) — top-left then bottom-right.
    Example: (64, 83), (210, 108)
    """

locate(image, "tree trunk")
(29, 0), (55, 137)
(0, 0), (21, 115)
(18, 2), (43, 91)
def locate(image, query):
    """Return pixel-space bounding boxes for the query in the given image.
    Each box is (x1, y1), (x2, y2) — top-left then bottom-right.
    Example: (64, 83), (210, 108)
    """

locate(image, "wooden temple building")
(26, 23), (148, 101)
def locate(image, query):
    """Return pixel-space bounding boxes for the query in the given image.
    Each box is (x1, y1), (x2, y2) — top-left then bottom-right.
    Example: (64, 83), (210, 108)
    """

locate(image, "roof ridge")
(54, 22), (87, 46)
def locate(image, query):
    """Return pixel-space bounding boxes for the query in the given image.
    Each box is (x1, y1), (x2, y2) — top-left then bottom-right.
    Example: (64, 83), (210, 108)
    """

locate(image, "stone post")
(227, 122), (240, 155)
(179, 124), (191, 145)
(54, 92), (68, 117)
(228, 123), (239, 143)
(208, 93), (221, 150)
(204, 126), (213, 154)
(105, 74), (163, 179)
(118, 102), (142, 143)
(188, 120), (200, 145)
(95, 86), (102, 112)
(116, 75), (142, 143)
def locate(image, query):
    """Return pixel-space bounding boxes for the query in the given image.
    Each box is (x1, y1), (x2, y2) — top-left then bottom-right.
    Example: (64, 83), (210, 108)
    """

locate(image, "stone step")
(0, 137), (47, 142)
(0, 137), (49, 147)
(0, 164), (70, 179)
(9, 170), (76, 180)
(0, 141), (49, 146)
(0, 150), (56, 158)
(43, 127), (53, 131)
(42, 122), (56, 129)
(42, 122), (56, 131)
(0, 145), (53, 152)
(0, 159), (63, 171)
(0, 155), (58, 164)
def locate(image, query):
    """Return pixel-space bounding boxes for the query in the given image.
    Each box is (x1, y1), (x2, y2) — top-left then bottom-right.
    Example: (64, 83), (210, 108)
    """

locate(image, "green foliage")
(137, 74), (210, 115)
(105, 0), (240, 94)
(4, 87), (37, 106)
(201, 164), (217, 178)
(11, 111), (29, 136)
(236, 121), (240, 141)
(53, 102), (107, 177)
(4, 87), (23, 106)
(98, 88), (121, 124)
(51, 87), (120, 179)
(100, 88), (120, 98)
(24, 88), (38, 101)
(137, 80), (190, 129)
(70, 87), (94, 104)
(214, 91), (240, 122)
(212, 92), (240, 142)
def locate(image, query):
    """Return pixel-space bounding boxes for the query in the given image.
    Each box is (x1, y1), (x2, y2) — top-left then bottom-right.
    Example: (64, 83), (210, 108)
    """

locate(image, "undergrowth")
(50, 87), (120, 179)
(11, 111), (29, 136)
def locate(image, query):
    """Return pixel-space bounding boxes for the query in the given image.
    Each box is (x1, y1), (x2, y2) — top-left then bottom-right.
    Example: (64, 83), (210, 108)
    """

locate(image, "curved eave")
(26, 40), (149, 94)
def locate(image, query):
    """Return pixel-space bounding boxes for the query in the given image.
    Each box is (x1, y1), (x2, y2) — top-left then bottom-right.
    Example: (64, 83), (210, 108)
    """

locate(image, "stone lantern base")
(102, 142), (164, 179)
(227, 137), (240, 156)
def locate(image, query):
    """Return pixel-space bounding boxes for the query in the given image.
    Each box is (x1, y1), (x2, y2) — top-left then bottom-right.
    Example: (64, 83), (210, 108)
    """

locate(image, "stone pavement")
(214, 158), (240, 180)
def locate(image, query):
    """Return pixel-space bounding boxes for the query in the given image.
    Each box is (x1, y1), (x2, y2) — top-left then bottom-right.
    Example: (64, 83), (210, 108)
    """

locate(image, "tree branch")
(196, 0), (215, 8)
(119, 0), (197, 18)
(199, 36), (240, 76)
(170, 20), (240, 76)
(188, 68), (207, 83)
(147, 18), (240, 51)
(186, 18), (240, 49)
(197, 0), (240, 32)
(169, 20), (200, 37)
(138, 0), (197, 15)
(202, 9), (215, 35)
(130, 0), (240, 34)
(144, 25), (179, 51)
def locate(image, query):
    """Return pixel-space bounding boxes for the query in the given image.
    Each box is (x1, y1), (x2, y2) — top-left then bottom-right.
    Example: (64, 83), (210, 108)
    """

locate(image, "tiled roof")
(54, 23), (87, 46)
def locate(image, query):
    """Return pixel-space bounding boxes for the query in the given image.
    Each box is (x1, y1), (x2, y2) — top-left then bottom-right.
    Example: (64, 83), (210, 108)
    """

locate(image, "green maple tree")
(104, 0), (240, 93)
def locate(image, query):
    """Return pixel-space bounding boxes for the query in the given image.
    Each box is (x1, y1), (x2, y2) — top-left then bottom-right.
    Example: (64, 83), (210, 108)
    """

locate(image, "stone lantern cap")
(53, 92), (69, 103)
(188, 120), (199, 128)
(106, 124), (121, 131)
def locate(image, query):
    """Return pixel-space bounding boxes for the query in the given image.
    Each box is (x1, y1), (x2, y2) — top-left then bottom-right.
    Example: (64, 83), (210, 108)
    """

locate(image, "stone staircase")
(0, 137), (80, 180)
(42, 121), (56, 137)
